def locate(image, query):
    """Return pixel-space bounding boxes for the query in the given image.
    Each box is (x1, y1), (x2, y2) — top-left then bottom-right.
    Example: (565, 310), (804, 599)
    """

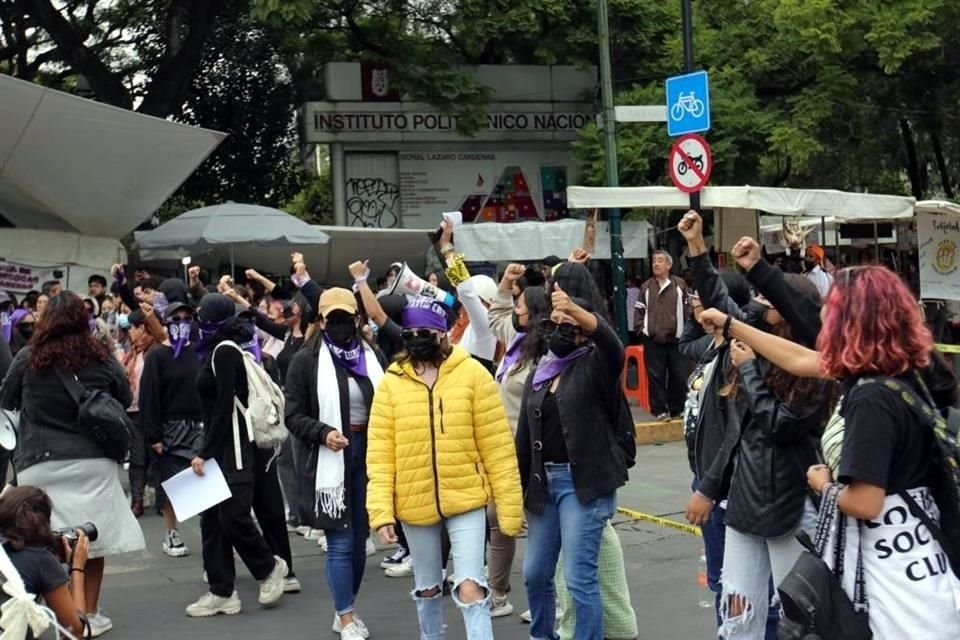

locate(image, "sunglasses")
(540, 319), (583, 337)
(401, 329), (437, 341)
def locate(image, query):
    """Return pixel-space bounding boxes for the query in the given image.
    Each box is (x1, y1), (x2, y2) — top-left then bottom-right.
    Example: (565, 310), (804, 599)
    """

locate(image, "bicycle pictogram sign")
(665, 70), (710, 136)
(669, 134), (712, 193)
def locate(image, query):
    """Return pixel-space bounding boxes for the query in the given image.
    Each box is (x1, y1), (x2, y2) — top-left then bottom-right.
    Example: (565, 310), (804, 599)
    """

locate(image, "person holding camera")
(0, 292), (144, 638)
(0, 486), (90, 639)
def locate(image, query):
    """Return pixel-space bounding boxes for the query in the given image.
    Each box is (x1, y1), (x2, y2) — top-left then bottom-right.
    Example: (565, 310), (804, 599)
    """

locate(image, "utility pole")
(597, 0), (628, 343)
(681, 0), (700, 213)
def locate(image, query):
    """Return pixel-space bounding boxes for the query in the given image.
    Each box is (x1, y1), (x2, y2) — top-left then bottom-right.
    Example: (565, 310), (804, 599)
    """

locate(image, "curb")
(634, 419), (683, 445)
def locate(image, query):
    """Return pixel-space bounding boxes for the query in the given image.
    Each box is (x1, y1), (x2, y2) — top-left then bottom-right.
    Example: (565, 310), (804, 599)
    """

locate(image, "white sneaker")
(490, 594), (514, 618)
(258, 556), (288, 607)
(365, 538), (376, 557)
(339, 622), (366, 640)
(295, 525), (311, 537)
(162, 529), (190, 558)
(185, 591), (242, 617)
(87, 610), (113, 637)
(380, 546), (409, 569)
(384, 555), (413, 578)
(305, 528), (324, 540)
(284, 576), (302, 593)
(318, 534), (328, 553)
(333, 614), (370, 638)
(520, 609), (531, 623)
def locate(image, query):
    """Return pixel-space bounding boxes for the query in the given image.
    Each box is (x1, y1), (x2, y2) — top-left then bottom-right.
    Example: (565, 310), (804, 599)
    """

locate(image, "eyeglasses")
(170, 314), (193, 323)
(401, 329), (437, 341)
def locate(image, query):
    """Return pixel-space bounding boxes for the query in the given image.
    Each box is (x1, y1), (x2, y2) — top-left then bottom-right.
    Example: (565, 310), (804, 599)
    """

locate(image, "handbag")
(777, 483), (872, 640)
(0, 409), (18, 451)
(55, 369), (132, 463)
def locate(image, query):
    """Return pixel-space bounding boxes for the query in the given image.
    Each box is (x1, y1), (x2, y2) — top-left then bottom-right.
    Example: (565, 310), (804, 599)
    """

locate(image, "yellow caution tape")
(937, 343), (960, 354)
(617, 507), (702, 537)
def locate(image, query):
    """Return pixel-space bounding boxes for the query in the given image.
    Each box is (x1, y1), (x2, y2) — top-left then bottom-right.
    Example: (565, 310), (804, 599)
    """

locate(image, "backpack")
(213, 341), (288, 470)
(858, 374), (960, 579)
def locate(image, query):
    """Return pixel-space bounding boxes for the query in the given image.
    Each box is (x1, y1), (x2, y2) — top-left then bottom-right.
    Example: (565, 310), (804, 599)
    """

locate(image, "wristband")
(439, 243), (455, 255)
(722, 316), (733, 340)
(71, 567), (85, 574)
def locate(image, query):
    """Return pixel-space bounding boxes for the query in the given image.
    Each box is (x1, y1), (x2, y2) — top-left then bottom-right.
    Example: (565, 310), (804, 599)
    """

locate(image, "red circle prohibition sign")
(669, 134), (713, 193)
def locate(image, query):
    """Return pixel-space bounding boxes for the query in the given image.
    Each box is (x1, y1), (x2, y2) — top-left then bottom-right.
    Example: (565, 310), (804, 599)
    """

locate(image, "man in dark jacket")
(636, 250), (690, 419)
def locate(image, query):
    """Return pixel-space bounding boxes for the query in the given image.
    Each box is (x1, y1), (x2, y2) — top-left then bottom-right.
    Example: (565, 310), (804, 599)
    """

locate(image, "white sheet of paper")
(161, 458), (232, 522)
(442, 211), (463, 227)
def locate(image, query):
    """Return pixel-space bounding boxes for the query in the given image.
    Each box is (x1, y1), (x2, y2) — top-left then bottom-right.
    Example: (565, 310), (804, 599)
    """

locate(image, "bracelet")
(439, 243), (455, 255)
(722, 316), (733, 340)
(70, 567), (85, 575)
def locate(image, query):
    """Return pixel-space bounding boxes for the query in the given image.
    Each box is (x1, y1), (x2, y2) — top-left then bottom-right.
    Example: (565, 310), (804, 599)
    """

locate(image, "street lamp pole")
(681, 0), (701, 212)
(597, 0), (628, 343)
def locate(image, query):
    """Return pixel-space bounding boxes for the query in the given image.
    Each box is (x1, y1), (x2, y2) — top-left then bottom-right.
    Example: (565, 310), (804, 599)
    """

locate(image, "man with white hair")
(635, 250), (689, 420)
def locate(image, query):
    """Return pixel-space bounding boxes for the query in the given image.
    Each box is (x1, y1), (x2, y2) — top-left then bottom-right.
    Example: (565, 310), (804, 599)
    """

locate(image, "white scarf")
(315, 341), (383, 520)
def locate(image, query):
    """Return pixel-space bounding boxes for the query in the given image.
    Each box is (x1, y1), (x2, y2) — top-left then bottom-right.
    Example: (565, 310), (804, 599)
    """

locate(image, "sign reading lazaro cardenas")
(918, 212), (960, 301)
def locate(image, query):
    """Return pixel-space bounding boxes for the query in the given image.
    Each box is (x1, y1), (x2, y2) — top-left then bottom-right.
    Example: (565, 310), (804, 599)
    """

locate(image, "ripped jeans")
(403, 508), (491, 640)
(719, 499), (818, 640)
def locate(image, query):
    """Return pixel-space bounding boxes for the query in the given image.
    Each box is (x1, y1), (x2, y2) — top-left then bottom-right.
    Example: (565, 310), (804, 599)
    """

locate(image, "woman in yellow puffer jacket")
(368, 295), (522, 640)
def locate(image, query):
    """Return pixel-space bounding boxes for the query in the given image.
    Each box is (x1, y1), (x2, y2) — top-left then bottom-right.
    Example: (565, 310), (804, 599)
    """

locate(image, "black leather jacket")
(723, 359), (824, 537)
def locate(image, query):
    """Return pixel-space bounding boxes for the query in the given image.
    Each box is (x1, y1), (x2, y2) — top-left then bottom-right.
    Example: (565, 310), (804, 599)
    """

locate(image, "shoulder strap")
(211, 340), (243, 376)
(898, 489), (960, 578)
(54, 368), (84, 406)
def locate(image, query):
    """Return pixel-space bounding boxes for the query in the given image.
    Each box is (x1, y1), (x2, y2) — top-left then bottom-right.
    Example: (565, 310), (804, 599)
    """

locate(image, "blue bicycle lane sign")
(665, 70), (710, 137)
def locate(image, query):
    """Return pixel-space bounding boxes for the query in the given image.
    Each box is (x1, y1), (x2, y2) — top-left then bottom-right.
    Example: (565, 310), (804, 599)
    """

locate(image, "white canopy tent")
(0, 74), (225, 237)
(567, 185), (916, 219)
(0, 228), (126, 293)
(454, 219), (651, 261)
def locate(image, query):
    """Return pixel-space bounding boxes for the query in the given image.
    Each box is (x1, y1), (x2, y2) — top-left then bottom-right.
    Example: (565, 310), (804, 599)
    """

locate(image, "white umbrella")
(136, 203), (331, 275)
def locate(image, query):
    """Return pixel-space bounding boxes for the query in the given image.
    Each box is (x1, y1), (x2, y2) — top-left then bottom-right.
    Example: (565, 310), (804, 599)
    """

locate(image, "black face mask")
(405, 335), (441, 362)
(325, 317), (357, 347)
(511, 312), (525, 334)
(548, 333), (579, 358)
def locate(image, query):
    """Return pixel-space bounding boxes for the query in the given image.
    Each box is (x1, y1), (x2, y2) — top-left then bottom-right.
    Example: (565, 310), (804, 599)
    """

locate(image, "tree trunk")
(899, 118), (924, 200)
(932, 131), (955, 200)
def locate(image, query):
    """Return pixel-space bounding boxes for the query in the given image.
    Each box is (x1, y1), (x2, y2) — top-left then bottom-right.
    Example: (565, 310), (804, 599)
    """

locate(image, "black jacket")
(284, 339), (386, 530)
(723, 359), (824, 536)
(517, 315), (632, 512)
(745, 260), (821, 348)
(0, 348), (131, 471)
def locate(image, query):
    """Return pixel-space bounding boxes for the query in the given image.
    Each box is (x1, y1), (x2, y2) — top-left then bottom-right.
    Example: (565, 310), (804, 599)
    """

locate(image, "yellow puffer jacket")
(367, 346), (523, 536)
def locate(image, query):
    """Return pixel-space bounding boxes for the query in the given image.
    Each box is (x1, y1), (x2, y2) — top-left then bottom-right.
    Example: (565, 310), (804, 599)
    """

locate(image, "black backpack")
(57, 369), (132, 462)
(777, 483), (872, 640)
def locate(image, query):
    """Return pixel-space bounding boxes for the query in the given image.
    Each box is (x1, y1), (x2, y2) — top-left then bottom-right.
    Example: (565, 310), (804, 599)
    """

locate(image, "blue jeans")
(324, 430), (370, 615)
(523, 463), (615, 640)
(404, 507), (491, 640)
(693, 478), (778, 640)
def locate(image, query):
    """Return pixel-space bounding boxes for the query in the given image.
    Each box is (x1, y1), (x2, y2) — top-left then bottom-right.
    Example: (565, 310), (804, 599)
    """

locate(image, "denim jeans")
(693, 477), (778, 640)
(403, 507), (491, 640)
(523, 463), (615, 640)
(719, 499), (818, 640)
(324, 430), (369, 615)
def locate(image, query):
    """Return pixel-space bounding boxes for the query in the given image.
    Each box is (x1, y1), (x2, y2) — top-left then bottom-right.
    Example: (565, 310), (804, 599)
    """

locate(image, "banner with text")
(397, 150), (576, 228)
(918, 212), (960, 301)
(0, 261), (64, 294)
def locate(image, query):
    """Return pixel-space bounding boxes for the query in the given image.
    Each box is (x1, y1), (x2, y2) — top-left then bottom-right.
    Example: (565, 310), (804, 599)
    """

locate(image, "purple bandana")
(114, 267), (126, 287)
(2, 309), (30, 343)
(196, 319), (228, 359)
(401, 295), (448, 332)
(241, 335), (262, 363)
(532, 346), (592, 391)
(152, 292), (169, 318)
(323, 335), (369, 378)
(166, 321), (192, 358)
(495, 332), (526, 382)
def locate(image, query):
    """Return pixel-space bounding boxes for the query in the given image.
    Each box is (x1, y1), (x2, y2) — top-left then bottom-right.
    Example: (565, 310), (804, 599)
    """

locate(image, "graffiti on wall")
(345, 178), (400, 228)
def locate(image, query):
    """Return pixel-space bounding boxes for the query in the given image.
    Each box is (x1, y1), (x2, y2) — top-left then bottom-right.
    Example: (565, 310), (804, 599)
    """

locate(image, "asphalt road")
(98, 442), (715, 639)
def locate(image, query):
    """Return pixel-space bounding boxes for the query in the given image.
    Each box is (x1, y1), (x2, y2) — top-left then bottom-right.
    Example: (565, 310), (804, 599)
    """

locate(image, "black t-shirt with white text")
(838, 375), (934, 493)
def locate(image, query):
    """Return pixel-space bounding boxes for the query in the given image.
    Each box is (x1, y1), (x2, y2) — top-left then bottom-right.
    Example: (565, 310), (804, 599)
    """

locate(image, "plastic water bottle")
(697, 550), (713, 608)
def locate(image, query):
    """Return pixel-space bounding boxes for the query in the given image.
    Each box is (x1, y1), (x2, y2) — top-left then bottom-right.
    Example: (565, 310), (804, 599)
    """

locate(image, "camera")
(56, 522), (98, 548)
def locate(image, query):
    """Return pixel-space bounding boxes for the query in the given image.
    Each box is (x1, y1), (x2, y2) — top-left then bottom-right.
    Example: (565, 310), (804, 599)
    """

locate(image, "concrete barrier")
(634, 419), (683, 445)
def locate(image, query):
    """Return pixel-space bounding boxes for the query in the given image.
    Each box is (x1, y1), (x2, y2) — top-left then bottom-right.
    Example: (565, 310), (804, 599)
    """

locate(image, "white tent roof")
(915, 200), (960, 216)
(454, 219), (650, 261)
(0, 74), (225, 237)
(0, 228), (126, 293)
(567, 185), (916, 220)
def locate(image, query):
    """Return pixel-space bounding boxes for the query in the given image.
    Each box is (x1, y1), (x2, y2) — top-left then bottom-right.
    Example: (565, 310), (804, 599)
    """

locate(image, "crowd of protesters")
(0, 208), (958, 640)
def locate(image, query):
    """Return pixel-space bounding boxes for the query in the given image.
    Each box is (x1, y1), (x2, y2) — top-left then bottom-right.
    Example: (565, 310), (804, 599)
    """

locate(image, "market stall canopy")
(0, 228), (126, 294)
(916, 200), (960, 217)
(454, 219), (650, 261)
(0, 74), (225, 238)
(567, 186), (916, 220)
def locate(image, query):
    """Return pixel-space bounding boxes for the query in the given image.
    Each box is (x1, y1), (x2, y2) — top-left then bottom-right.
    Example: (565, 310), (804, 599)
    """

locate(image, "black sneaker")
(380, 546), (409, 570)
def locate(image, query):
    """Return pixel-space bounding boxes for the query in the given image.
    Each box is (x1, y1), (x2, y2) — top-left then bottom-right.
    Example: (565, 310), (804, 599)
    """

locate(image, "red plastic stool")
(622, 345), (651, 412)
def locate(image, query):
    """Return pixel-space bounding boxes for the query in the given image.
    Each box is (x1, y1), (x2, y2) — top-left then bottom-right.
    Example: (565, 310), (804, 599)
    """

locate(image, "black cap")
(163, 301), (195, 321)
(542, 255), (562, 267)
(197, 293), (237, 324)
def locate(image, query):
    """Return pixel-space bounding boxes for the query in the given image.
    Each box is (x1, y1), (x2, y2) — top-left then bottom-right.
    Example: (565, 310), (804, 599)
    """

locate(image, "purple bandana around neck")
(495, 332), (526, 383)
(401, 296), (448, 332)
(532, 345), (592, 391)
(323, 335), (368, 378)
(241, 335), (262, 364)
(166, 321), (192, 358)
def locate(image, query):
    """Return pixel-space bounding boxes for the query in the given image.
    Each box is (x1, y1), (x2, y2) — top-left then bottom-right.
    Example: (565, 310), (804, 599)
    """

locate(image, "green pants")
(555, 520), (638, 640)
